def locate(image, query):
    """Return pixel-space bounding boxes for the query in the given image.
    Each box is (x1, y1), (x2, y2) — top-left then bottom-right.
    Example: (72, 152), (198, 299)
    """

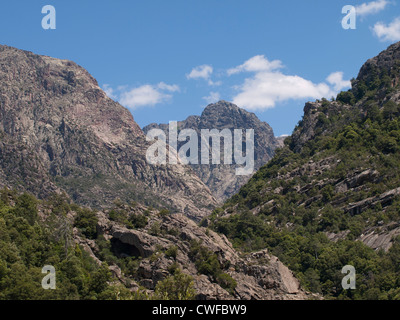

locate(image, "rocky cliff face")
(143, 101), (280, 202)
(76, 203), (315, 300)
(0, 44), (217, 221)
(353, 41), (400, 101)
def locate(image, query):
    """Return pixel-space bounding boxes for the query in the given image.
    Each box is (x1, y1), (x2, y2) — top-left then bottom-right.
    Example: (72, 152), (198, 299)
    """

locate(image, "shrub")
(11, 193), (38, 225)
(149, 222), (161, 236)
(165, 245), (178, 259)
(129, 213), (148, 229)
(74, 208), (98, 239)
(188, 240), (237, 294)
(336, 90), (355, 105)
(158, 209), (170, 218)
(154, 269), (196, 300)
(216, 272), (237, 295)
(167, 261), (179, 274)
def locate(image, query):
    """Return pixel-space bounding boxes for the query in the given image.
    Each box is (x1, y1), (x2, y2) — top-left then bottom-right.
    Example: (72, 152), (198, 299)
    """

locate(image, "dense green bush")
(154, 268), (196, 300)
(188, 240), (236, 294)
(74, 208), (98, 239)
(129, 213), (148, 229)
(165, 245), (178, 259)
(0, 190), (118, 300)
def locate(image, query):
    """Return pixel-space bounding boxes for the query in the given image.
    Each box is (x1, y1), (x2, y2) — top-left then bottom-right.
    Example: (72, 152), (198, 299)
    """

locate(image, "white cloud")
(232, 72), (334, 110)
(230, 56), (350, 111)
(207, 79), (222, 86)
(117, 82), (180, 109)
(187, 65), (213, 80)
(157, 82), (180, 92)
(326, 72), (351, 91)
(120, 85), (170, 109)
(227, 55), (283, 75)
(355, 0), (389, 18)
(186, 64), (221, 86)
(203, 91), (221, 104)
(102, 84), (117, 99)
(373, 17), (400, 41)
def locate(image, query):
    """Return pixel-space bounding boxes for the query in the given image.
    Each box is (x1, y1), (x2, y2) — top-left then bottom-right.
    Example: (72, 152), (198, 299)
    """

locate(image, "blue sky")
(1, 1), (400, 136)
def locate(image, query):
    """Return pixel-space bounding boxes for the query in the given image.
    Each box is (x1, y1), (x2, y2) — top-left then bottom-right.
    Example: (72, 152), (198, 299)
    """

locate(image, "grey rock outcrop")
(358, 223), (400, 251)
(353, 41), (400, 100)
(144, 101), (280, 202)
(93, 207), (315, 300)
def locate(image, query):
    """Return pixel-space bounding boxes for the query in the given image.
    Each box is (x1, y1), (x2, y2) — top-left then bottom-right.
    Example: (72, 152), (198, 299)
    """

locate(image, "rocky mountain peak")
(352, 41), (400, 103)
(290, 42), (400, 153)
(356, 41), (400, 83)
(201, 100), (265, 129)
(0, 44), (217, 221)
(143, 101), (280, 201)
(201, 100), (241, 118)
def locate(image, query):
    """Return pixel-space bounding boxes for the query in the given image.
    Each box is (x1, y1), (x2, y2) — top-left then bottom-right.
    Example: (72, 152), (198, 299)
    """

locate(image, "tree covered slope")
(209, 42), (400, 299)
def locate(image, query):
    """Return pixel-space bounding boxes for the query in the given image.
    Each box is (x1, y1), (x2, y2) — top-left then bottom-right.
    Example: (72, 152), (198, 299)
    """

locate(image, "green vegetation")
(0, 189), (115, 299)
(0, 189), (183, 300)
(189, 240), (237, 295)
(154, 268), (196, 300)
(158, 209), (170, 218)
(55, 173), (173, 212)
(108, 202), (148, 230)
(74, 207), (98, 239)
(165, 245), (178, 259)
(210, 70), (400, 299)
(212, 209), (400, 299)
(129, 213), (148, 229)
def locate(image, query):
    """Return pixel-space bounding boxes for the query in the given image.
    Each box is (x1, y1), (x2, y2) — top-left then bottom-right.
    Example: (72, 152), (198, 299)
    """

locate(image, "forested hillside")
(209, 42), (400, 299)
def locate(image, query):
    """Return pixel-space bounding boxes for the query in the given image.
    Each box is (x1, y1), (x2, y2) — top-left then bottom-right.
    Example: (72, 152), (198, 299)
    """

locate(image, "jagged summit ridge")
(144, 100), (280, 201)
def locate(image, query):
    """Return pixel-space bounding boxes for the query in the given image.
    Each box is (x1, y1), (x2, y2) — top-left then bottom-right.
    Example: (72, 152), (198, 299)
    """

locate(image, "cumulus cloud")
(187, 65), (213, 80)
(232, 72), (333, 110)
(356, 0), (389, 18)
(203, 91), (221, 104)
(227, 55), (283, 75)
(119, 85), (170, 109)
(157, 82), (180, 92)
(326, 72), (352, 91)
(115, 82), (179, 109)
(186, 64), (221, 86)
(373, 17), (400, 41)
(229, 55), (350, 111)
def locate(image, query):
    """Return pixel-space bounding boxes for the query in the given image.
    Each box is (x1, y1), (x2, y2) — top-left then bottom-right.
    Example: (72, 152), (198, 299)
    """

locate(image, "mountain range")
(1, 41), (400, 300)
(0, 44), (307, 300)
